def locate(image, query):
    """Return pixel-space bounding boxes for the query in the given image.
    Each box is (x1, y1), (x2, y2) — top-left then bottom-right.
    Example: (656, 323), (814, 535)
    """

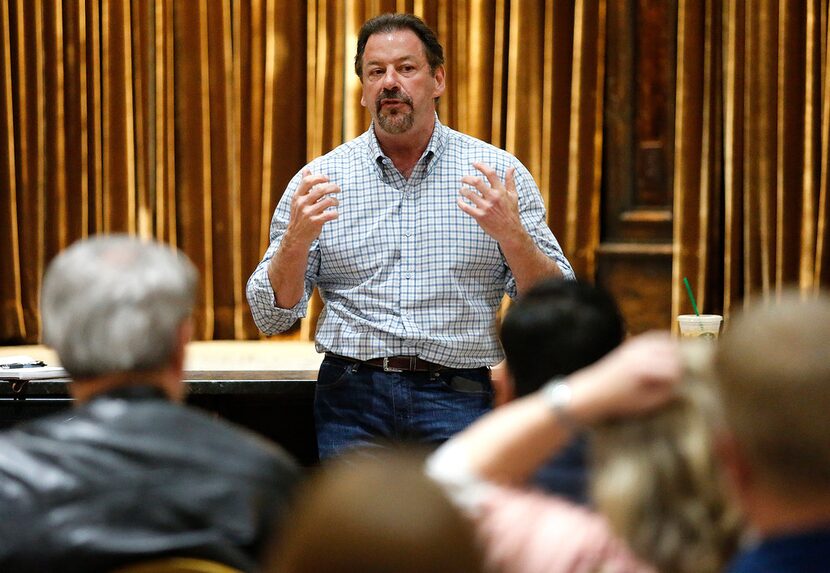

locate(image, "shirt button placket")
(400, 183), (417, 340)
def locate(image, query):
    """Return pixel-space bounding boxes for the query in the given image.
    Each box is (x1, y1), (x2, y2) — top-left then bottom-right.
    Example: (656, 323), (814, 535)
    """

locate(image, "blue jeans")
(314, 355), (493, 460)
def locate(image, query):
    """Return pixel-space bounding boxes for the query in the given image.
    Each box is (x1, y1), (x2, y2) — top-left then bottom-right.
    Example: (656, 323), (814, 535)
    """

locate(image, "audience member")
(0, 235), (300, 573)
(713, 292), (830, 573)
(498, 278), (625, 503)
(591, 341), (740, 572)
(265, 448), (483, 573)
(429, 333), (740, 573)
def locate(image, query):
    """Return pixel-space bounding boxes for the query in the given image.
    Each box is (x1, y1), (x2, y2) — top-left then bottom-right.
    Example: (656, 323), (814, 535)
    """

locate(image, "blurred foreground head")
(41, 234), (198, 381)
(591, 342), (741, 573)
(714, 291), (830, 503)
(265, 448), (483, 573)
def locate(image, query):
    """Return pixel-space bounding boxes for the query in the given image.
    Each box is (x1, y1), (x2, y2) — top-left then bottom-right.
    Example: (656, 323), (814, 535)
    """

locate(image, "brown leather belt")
(326, 353), (446, 373)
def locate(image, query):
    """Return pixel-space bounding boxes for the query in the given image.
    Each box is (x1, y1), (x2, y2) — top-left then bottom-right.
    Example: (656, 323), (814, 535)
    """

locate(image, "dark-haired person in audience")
(496, 277), (625, 504)
(428, 334), (741, 573)
(0, 235), (299, 573)
(714, 292), (830, 573)
(247, 12), (573, 460)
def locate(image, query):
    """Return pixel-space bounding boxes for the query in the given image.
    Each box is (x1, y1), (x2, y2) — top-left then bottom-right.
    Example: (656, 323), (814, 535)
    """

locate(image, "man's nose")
(381, 67), (400, 89)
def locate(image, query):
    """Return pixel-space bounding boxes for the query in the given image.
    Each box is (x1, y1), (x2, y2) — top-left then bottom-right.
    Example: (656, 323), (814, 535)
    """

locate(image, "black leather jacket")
(0, 386), (300, 573)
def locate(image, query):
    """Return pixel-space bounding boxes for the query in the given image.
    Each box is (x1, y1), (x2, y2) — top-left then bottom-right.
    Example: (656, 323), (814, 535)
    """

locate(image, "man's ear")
(432, 65), (446, 100)
(163, 318), (193, 403)
(172, 318), (193, 375)
(360, 72), (369, 108)
(714, 430), (754, 501)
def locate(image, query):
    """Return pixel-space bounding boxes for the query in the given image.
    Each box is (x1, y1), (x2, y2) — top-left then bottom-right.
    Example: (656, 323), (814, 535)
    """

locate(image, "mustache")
(376, 89), (412, 107)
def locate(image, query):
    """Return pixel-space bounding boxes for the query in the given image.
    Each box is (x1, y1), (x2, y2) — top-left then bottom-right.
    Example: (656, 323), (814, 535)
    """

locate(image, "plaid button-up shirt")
(247, 118), (574, 368)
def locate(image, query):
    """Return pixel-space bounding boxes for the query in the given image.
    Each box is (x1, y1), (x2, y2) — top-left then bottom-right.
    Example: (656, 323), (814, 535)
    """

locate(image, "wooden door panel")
(598, 0), (677, 333)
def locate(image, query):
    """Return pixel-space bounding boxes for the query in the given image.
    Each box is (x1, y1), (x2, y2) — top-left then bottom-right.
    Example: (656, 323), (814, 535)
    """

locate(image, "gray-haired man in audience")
(0, 235), (299, 573)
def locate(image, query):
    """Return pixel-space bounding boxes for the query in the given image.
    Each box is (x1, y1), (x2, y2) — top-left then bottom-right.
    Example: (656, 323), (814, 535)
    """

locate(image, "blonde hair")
(591, 343), (740, 573)
(265, 448), (483, 573)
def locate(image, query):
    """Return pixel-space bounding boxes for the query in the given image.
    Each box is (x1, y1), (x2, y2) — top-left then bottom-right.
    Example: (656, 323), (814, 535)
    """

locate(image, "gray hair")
(41, 234), (198, 378)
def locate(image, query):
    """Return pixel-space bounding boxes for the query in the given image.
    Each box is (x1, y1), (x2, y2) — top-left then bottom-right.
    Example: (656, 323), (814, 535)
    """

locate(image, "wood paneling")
(599, 0), (678, 333)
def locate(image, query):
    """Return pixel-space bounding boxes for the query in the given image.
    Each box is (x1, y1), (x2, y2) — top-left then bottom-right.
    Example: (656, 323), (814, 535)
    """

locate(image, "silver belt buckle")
(383, 357), (404, 373)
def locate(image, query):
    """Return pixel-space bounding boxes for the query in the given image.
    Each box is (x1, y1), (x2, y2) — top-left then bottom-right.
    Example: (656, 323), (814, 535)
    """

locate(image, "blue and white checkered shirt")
(247, 117), (574, 368)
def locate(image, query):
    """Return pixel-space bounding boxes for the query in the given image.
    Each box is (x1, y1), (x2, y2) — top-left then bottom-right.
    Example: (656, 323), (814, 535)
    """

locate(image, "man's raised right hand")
(284, 169), (341, 247)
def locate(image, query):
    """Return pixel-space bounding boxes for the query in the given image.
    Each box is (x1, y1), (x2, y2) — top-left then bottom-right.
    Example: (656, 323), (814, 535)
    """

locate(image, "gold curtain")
(0, 0), (604, 343)
(673, 0), (830, 321)
(0, 0), (307, 342)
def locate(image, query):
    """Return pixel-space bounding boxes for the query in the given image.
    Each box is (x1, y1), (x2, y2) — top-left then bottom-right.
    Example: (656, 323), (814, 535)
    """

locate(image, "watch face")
(544, 379), (576, 428)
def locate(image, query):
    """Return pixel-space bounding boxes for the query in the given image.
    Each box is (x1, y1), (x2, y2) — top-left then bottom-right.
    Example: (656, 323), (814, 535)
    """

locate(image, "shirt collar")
(367, 114), (448, 172)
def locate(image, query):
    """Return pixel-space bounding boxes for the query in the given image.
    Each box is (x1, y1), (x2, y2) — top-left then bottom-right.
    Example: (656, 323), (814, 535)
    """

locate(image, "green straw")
(683, 277), (701, 316)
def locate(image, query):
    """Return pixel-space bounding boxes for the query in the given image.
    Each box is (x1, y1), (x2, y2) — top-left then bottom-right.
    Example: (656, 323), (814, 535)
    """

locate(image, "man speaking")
(248, 13), (573, 459)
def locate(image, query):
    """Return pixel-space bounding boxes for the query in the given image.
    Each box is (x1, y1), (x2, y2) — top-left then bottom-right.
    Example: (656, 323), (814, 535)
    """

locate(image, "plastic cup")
(677, 314), (723, 340)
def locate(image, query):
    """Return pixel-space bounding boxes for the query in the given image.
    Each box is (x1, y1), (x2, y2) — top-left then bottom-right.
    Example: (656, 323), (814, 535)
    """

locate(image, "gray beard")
(376, 107), (414, 134)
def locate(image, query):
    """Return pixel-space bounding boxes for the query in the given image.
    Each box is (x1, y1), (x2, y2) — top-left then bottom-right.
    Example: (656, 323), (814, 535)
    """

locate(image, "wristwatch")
(542, 377), (578, 429)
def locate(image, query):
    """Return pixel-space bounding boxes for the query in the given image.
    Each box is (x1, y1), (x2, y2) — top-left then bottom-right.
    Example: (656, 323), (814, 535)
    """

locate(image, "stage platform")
(0, 341), (324, 465)
(0, 340), (324, 373)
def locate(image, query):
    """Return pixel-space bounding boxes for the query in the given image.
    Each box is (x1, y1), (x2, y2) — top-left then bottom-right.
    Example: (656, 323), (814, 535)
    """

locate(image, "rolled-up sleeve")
(502, 165), (575, 299)
(246, 173), (321, 335)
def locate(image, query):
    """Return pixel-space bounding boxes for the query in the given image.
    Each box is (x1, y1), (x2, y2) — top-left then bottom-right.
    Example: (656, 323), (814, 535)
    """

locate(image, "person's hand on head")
(285, 169), (341, 247)
(565, 331), (682, 426)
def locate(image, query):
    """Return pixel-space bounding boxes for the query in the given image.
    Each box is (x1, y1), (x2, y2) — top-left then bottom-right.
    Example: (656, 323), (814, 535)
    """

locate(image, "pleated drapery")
(0, 0), (308, 342)
(673, 0), (830, 321)
(1, 0), (829, 343)
(0, 0), (602, 343)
